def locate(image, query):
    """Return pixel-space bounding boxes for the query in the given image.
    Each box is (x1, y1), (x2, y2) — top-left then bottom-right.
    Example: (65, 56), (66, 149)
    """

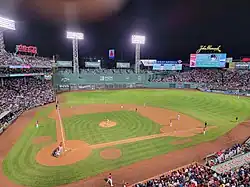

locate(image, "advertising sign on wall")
(153, 61), (182, 71)
(16, 44), (37, 54)
(85, 62), (101, 68)
(196, 45), (222, 53)
(153, 64), (182, 70)
(140, 59), (157, 66)
(190, 53), (227, 68)
(9, 73), (44, 77)
(100, 76), (113, 81)
(156, 61), (179, 64)
(9, 65), (30, 69)
(57, 61), (73, 67)
(226, 57), (233, 63)
(241, 57), (250, 62)
(164, 64), (182, 70)
(116, 62), (130, 68)
(109, 49), (115, 59)
(228, 62), (236, 69)
(235, 62), (249, 69)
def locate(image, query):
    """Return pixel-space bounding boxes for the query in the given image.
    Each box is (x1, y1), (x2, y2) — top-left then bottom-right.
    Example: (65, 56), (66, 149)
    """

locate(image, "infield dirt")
(36, 104), (205, 167)
(0, 103), (249, 187)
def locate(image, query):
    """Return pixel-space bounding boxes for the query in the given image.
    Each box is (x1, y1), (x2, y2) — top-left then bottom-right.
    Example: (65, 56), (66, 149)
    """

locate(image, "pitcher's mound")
(36, 140), (92, 166)
(99, 120), (117, 128)
(100, 148), (122, 160)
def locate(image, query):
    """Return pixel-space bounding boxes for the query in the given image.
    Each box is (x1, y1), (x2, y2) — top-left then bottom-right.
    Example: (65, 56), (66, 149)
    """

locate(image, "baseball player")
(106, 173), (113, 186)
(177, 114), (180, 120)
(169, 119), (172, 127)
(203, 121), (207, 135)
(121, 105), (124, 109)
(204, 121), (207, 128)
(58, 142), (63, 155)
(203, 127), (206, 135)
(35, 120), (39, 128)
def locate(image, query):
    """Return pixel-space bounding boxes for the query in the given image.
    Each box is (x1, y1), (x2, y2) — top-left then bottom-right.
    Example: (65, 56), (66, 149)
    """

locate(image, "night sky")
(1, 0), (250, 62)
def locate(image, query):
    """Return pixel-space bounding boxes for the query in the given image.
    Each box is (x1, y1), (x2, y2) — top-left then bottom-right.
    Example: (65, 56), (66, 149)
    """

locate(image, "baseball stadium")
(1, 4), (250, 187)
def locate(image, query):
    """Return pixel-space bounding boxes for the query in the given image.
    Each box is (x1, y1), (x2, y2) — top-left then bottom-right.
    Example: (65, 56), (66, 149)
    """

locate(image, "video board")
(190, 54), (227, 67)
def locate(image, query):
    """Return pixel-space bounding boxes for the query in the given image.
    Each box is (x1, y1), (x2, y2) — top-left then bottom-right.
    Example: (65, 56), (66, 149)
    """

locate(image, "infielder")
(35, 120), (39, 128)
(177, 114), (180, 120)
(203, 127), (206, 135)
(203, 121), (207, 135)
(169, 119), (172, 127)
(106, 173), (113, 186)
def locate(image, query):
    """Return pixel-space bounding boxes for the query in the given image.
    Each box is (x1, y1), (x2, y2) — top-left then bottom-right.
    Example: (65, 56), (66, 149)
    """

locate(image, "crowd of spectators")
(79, 68), (135, 74)
(133, 163), (250, 187)
(0, 77), (54, 114)
(0, 51), (54, 132)
(133, 141), (250, 187)
(206, 143), (250, 167)
(0, 77), (54, 130)
(150, 69), (250, 91)
(0, 67), (52, 75)
(0, 51), (52, 67)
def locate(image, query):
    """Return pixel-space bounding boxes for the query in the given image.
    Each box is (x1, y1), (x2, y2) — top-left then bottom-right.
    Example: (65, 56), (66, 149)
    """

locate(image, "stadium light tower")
(132, 34), (145, 74)
(0, 16), (16, 52)
(66, 31), (84, 74)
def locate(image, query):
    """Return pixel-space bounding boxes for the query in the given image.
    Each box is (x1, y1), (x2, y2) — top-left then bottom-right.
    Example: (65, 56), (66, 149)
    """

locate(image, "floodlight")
(66, 31), (84, 74)
(0, 16), (15, 30)
(66, 31), (84, 40)
(132, 35), (145, 45)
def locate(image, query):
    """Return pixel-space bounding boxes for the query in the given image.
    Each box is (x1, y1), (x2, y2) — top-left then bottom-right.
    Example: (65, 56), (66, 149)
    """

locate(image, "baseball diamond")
(0, 88), (250, 187)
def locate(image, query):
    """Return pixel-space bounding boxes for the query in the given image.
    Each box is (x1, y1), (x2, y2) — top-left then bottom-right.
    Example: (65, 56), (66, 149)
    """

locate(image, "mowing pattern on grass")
(63, 111), (162, 144)
(63, 90), (250, 138)
(2, 90), (250, 187)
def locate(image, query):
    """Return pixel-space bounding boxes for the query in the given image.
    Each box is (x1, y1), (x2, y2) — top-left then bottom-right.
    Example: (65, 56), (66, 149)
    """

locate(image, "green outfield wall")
(54, 72), (250, 96)
(54, 72), (199, 91)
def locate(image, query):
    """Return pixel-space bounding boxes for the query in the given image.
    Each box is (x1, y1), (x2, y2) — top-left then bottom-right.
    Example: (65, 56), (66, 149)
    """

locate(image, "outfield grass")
(3, 90), (250, 187)
(63, 111), (161, 144)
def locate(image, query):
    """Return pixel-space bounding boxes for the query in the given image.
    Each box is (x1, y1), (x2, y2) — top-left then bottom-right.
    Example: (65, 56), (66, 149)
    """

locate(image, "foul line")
(56, 107), (66, 149)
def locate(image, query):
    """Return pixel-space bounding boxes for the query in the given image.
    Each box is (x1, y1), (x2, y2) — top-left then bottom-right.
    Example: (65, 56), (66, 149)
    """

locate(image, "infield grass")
(3, 89), (250, 187)
(63, 111), (161, 144)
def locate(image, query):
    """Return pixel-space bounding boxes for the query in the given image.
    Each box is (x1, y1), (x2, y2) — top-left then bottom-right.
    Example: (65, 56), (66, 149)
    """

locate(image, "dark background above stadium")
(1, 0), (250, 61)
